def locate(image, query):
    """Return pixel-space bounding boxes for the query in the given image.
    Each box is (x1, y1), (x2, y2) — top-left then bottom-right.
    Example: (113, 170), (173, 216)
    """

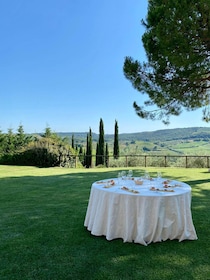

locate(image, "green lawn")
(0, 165), (210, 280)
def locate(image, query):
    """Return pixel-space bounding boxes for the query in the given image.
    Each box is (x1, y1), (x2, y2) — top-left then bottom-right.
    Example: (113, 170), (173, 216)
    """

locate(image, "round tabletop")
(93, 177), (191, 197)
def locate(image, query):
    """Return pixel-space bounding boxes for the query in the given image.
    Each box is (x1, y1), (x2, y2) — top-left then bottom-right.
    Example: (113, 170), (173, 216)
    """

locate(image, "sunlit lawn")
(0, 165), (210, 280)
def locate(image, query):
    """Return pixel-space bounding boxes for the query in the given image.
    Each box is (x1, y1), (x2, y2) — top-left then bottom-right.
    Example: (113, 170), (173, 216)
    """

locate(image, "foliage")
(0, 126), (78, 168)
(0, 126), (32, 156)
(123, 0), (210, 124)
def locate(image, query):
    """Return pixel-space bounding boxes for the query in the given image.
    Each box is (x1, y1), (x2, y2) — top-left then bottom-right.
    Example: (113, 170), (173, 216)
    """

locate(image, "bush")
(0, 138), (78, 168)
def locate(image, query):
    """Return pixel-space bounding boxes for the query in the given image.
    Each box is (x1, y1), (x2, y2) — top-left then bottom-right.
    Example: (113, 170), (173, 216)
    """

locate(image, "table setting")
(84, 171), (198, 246)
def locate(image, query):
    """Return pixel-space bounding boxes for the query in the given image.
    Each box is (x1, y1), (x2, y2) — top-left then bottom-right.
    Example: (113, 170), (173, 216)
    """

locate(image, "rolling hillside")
(58, 127), (210, 156)
(58, 127), (210, 142)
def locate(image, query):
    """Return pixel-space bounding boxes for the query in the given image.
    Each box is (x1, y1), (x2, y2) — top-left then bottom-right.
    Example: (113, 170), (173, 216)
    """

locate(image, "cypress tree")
(105, 143), (109, 167)
(95, 142), (99, 166)
(79, 146), (84, 166)
(71, 134), (75, 149)
(85, 128), (92, 168)
(88, 128), (92, 168)
(97, 118), (105, 165)
(85, 134), (89, 168)
(113, 120), (119, 159)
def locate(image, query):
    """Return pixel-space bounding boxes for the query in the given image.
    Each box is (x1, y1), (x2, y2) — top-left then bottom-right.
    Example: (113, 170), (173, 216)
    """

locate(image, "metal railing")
(72, 154), (210, 168)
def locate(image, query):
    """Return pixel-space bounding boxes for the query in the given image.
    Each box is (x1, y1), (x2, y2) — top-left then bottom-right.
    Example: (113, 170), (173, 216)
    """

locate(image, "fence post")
(144, 156), (147, 168)
(164, 156), (167, 167)
(186, 156), (188, 168)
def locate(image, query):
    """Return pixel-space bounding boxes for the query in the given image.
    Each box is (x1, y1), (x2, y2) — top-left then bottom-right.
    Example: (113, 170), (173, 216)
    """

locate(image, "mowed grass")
(0, 165), (210, 280)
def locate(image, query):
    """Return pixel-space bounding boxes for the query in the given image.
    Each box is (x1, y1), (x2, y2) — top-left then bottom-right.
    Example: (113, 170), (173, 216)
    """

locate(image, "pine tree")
(6, 128), (15, 154)
(0, 130), (6, 155)
(123, 0), (210, 123)
(16, 125), (25, 148)
(113, 120), (119, 159)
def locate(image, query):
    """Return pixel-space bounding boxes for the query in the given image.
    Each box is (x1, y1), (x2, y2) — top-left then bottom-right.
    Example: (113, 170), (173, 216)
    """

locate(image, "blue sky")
(0, 0), (208, 134)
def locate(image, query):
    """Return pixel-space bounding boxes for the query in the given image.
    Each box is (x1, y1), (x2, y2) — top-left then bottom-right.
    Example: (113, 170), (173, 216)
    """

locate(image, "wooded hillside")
(58, 127), (210, 143)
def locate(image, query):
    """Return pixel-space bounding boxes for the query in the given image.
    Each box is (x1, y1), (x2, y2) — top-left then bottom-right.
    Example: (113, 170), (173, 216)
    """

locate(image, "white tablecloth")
(84, 177), (198, 246)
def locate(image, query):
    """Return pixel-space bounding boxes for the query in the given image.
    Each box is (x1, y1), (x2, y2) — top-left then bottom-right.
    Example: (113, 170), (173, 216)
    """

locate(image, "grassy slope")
(0, 165), (210, 280)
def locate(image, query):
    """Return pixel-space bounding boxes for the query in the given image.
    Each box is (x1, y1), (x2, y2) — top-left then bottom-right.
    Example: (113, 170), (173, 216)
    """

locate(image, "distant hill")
(57, 127), (210, 143)
(119, 127), (210, 142)
(56, 127), (210, 156)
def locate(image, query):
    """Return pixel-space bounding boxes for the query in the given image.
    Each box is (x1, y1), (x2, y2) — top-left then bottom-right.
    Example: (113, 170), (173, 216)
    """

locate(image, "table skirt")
(84, 186), (198, 246)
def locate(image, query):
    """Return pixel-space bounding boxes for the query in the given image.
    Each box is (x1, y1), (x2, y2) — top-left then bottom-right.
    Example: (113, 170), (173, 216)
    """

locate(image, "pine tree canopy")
(123, 0), (210, 124)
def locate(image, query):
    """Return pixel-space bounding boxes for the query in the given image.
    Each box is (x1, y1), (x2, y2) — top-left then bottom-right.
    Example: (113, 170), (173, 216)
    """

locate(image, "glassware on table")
(121, 171), (126, 180)
(127, 170), (133, 178)
(117, 172), (122, 185)
(157, 171), (162, 180)
(144, 171), (150, 180)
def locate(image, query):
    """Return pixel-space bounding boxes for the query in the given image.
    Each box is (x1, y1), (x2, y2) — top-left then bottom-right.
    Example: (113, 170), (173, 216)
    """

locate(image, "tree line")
(0, 119), (120, 168)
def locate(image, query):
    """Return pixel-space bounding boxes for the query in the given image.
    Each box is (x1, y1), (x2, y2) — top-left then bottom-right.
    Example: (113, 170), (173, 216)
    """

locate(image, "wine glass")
(157, 171), (162, 180)
(121, 171), (126, 180)
(127, 170), (133, 178)
(144, 171), (150, 180)
(117, 172), (122, 185)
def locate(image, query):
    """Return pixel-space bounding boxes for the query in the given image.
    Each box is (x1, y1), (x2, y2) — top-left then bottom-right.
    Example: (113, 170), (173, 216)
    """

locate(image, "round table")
(84, 177), (198, 246)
